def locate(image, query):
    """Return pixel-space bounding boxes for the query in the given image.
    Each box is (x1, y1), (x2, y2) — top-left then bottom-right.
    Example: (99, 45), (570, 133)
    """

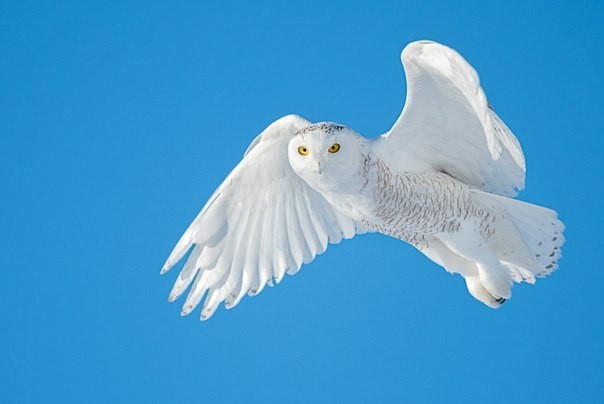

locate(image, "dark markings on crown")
(295, 122), (345, 136)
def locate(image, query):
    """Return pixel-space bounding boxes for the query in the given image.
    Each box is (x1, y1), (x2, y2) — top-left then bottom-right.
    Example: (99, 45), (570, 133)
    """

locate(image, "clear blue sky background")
(2, 1), (603, 402)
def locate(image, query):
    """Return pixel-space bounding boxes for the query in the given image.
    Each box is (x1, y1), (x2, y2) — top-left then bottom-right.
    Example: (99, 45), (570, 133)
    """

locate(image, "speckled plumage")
(362, 161), (477, 247)
(295, 122), (344, 137)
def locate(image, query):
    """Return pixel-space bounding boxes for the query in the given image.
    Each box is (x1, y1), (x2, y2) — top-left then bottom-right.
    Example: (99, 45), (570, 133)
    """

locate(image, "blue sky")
(2, 0), (603, 402)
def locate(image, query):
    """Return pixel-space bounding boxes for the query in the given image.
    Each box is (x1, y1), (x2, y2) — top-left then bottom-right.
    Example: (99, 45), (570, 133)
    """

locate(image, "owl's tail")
(472, 190), (565, 285)
(423, 191), (565, 309)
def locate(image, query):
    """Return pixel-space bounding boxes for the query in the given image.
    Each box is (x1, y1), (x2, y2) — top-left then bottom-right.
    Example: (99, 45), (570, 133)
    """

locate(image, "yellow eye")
(298, 146), (309, 156)
(328, 143), (340, 153)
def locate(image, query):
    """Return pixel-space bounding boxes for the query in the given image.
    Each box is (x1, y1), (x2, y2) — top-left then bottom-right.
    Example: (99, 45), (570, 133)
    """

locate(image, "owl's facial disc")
(288, 123), (367, 194)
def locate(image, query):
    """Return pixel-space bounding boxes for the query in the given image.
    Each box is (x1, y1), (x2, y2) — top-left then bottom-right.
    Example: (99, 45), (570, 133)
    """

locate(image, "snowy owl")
(162, 40), (565, 320)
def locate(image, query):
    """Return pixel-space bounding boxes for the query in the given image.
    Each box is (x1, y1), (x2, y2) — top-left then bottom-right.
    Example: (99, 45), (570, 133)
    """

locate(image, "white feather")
(373, 40), (526, 197)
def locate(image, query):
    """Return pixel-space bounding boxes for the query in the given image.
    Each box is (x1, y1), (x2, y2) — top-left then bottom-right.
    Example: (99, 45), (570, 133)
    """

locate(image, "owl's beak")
(316, 161), (322, 175)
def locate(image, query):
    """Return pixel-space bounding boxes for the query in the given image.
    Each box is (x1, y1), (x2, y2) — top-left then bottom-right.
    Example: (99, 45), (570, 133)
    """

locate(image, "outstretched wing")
(162, 115), (365, 320)
(373, 40), (526, 196)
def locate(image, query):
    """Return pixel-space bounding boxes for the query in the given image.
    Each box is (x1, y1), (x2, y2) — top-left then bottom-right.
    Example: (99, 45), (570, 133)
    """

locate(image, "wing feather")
(373, 40), (526, 196)
(168, 245), (202, 302)
(302, 189), (329, 253)
(162, 115), (363, 319)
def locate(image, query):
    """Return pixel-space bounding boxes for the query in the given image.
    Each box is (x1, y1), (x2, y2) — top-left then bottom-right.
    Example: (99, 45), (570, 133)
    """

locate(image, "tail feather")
(412, 191), (564, 310)
(473, 190), (565, 280)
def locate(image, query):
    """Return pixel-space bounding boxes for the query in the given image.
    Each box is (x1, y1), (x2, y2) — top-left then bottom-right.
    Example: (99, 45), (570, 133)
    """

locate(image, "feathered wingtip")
(160, 231), (194, 275)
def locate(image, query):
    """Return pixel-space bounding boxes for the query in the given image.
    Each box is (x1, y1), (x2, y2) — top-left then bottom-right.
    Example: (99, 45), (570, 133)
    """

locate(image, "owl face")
(288, 123), (368, 194)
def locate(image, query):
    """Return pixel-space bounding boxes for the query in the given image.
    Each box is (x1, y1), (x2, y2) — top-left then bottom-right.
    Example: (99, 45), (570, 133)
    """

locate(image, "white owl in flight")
(162, 40), (565, 320)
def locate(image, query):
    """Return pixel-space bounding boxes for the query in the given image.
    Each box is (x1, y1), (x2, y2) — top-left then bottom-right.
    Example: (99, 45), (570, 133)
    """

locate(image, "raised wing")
(373, 40), (526, 196)
(162, 115), (365, 320)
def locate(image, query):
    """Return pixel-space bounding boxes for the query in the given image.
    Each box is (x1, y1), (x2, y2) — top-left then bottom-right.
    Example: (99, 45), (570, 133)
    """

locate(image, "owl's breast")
(324, 193), (372, 222)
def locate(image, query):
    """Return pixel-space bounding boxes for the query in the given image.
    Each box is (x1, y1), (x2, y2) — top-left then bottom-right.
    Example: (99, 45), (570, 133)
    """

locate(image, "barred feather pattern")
(360, 160), (494, 249)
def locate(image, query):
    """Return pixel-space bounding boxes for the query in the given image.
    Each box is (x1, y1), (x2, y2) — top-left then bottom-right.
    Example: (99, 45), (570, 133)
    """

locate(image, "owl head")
(288, 122), (369, 194)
